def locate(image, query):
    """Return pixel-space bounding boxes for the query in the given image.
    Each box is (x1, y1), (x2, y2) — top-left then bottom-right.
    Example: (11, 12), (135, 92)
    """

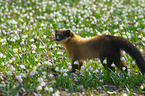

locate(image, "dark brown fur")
(55, 29), (145, 74)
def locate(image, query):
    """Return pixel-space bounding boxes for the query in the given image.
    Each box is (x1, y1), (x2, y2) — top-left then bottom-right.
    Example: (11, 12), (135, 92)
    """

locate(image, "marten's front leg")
(71, 59), (78, 72)
(71, 59), (83, 72)
(78, 61), (83, 70)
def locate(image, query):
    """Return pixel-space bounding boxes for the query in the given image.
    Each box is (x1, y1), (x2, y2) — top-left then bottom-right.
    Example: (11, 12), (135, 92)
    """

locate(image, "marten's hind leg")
(121, 60), (128, 71)
(100, 57), (115, 72)
(113, 51), (128, 72)
(99, 44), (115, 72)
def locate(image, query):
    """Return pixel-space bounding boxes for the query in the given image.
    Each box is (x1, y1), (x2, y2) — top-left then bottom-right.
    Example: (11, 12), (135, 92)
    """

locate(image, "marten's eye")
(56, 33), (66, 41)
(64, 31), (70, 37)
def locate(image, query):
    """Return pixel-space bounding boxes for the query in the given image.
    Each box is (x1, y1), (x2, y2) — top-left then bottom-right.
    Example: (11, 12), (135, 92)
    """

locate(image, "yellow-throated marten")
(55, 29), (145, 73)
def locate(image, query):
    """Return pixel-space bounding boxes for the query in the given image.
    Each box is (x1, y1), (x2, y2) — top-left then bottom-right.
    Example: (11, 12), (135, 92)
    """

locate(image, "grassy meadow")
(0, 0), (145, 95)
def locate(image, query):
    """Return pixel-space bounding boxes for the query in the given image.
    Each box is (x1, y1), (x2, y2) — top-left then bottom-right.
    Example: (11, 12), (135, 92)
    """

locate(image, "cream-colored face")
(55, 29), (72, 42)
(58, 36), (71, 43)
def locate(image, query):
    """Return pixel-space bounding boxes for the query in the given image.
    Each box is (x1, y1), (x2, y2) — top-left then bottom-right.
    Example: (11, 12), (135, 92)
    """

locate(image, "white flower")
(12, 57), (15, 61)
(81, 66), (85, 69)
(122, 93), (128, 96)
(132, 61), (135, 65)
(90, 67), (93, 71)
(3, 55), (6, 58)
(36, 86), (42, 91)
(13, 85), (17, 89)
(47, 61), (52, 66)
(121, 57), (125, 60)
(41, 23), (45, 26)
(33, 66), (37, 70)
(142, 37), (145, 41)
(32, 50), (36, 53)
(55, 67), (59, 72)
(42, 72), (46, 75)
(40, 82), (46, 86)
(16, 75), (23, 82)
(37, 78), (43, 82)
(31, 44), (37, 49)
(68, 66), (72, 70)
(57, 51), (63, 55)
(0, 76), (4, 80)
(39, 45), (45, 48)
(111, 64), (115, 67)
(63, 69), (67, 72)
(134, 22), (139, 27)
(86, 69), (89, 71)
(37, 63), (41, 66)
(9, 60), (13, 63)
(52, 57), (56, 60)
(127, 69), (131, 72)
(60, 67), (67, 73)
(0, 52), (3, 58)
(22, 35), (27, 38)
(20, 65), (25, 69)
(30, 70), (37, 76)
(7, 71), (12, 75)
(43, 61), (52, 66)
(8, 19), (18, 24)
(89, 59), (93, 63)
(30, 39), (34, 42)
(140, 49), (143, 52)
(20, 41), (24, 44)
(43, 35), (47, 38)
(122, 51), (125, 55)
(0, 84), (6, 87)
(140, 85), (144, 89)
(49, 74), (54, 78)
(49, 87), (53, 92)
(107, 91), (117, 94)
(10, 38), (16, 42)
(10, 66), (16, 71)
(77, 85), (83, 89)
(67, 62), (71, 66)
(20, 73), (26, 78)
(1, 62), (5, 66)
(103, 59), (107, 64)
(43, 75), (46, 78)
(35, 58), (38, 61)
(94, 69), (99, 73)
(119, 24), (124, 30)
(52, 90), (60, 96)
(44, 86), (49, 91)
(122, 67), (126, 71)
(13, 48), (18, 53)
(114, 29), (118, 32)
(63, 73), (68, 76)
(74, 61), (78, 65)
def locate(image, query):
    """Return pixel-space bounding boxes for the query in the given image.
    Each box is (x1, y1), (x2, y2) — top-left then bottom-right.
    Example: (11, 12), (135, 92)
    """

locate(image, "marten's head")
(55, 29), (73, 43)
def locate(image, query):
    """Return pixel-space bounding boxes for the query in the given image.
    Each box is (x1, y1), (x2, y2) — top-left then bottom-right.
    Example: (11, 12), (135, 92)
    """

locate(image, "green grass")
(0, 0), (145, 95)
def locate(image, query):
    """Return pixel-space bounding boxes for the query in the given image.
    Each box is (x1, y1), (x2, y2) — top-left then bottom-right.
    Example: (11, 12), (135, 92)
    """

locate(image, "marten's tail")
(109, 36), (145, 74)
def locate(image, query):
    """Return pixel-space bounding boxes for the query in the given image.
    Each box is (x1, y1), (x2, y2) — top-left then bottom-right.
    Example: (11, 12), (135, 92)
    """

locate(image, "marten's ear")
(55, 29), (58, 33)
(66, 29), (70, 34)
(65, 29), (73, 37)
